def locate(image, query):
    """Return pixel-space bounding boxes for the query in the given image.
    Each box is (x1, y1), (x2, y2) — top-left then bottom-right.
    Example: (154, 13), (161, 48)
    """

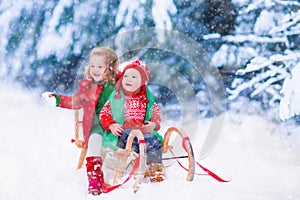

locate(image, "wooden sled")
(101, 129), (147, 192)
(72, 110), (195, 192)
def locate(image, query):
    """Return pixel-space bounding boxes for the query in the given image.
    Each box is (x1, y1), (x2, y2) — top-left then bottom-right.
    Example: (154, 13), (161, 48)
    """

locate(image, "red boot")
(86, 156), (104, 195)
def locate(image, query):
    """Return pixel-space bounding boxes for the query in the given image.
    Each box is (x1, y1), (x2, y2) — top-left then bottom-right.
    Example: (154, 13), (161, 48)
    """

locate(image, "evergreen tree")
(1, 0), (120, 92)
(0, 0), (178, 92)
(211, 0), (300, 111)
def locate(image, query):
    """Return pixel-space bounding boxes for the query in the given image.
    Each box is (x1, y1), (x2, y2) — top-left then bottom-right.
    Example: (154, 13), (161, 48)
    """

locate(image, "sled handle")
(113, 129), (146, 191)
(72, 109), (87, 170)
(162, 127), (195, 181)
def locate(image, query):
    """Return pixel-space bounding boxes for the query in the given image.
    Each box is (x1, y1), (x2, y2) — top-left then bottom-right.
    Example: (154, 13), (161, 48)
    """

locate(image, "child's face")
(89, 55), (107, 82)
(122, 68), (142, 93)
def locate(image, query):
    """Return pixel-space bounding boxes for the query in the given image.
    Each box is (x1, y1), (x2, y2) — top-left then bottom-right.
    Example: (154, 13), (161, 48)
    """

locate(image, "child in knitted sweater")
(100, 60), (165, 182)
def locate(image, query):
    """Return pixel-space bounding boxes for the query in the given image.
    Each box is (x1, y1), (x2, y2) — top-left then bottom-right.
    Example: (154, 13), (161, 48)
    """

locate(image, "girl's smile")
(89, 55), (107, 82)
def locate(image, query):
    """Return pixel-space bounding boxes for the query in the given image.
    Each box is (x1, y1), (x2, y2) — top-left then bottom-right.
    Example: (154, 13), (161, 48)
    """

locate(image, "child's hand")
(142, 121), (157, 133)
(109, 123), (124, 136)
(41, 92), (57, 107)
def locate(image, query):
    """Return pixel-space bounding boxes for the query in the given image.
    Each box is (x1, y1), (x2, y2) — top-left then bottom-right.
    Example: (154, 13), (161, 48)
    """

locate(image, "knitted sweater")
(100, 96), (161, 132)
(100, 87), (162, 150)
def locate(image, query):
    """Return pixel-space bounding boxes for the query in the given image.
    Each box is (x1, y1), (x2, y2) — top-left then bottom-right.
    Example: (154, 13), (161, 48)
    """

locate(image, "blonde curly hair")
(85, 47), (119, 84)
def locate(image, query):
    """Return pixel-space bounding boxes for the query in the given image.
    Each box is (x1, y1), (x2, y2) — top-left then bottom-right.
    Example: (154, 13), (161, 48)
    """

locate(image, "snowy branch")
(115, 0), (177, 42)
(273, 0), (300, 7)
(227, 68), (284, 100)
(222, 34), (289, 45)
(236, 52), (300, 75)
(228, 51), (298, 103)
(269, 10), (300, 36)
(251, 71), (287, 97)
(152, 0), (177, 42)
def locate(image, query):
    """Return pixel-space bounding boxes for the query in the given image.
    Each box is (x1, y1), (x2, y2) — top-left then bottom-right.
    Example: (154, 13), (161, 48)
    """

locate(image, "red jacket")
(57, 79), (114, 147)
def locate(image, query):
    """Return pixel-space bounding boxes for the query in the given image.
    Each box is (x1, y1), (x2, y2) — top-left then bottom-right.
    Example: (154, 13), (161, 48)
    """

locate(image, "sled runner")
(71, 109), (87, 170)
(71, 109), (196, 192)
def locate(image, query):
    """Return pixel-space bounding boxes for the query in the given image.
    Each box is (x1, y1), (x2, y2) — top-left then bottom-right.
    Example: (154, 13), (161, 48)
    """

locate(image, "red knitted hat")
(114, 59), (150, 98)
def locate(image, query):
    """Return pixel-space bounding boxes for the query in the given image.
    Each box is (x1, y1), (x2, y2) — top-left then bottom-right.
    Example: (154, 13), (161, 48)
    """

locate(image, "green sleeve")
(95, 82), (115, 115)
(54, 94), (60, 106)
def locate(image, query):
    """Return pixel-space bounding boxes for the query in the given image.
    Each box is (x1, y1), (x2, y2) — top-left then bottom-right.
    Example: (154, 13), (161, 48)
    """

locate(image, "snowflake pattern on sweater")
(100, 96), (161, 132)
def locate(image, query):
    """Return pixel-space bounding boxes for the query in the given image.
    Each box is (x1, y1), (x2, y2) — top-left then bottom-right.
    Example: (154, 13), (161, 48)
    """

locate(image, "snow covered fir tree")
(1, 0), (300, 200)
(212, 0), (300, 121)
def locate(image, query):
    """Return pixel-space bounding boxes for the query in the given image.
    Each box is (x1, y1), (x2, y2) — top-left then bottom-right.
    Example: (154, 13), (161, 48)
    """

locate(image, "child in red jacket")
(42, 47), (119, 195)
(100, 60), (165, 182)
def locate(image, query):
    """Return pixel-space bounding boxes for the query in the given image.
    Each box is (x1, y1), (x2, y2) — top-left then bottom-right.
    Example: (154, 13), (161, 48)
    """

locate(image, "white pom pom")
(42, 92), (57, 107)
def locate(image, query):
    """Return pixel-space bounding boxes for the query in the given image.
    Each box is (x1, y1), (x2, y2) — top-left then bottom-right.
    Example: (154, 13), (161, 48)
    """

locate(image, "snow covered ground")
(1, 83), (300, 200)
